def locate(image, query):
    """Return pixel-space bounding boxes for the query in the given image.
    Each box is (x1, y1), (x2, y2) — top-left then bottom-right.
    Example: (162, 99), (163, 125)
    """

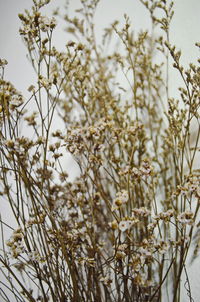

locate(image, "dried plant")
(0, 0), (200, 301)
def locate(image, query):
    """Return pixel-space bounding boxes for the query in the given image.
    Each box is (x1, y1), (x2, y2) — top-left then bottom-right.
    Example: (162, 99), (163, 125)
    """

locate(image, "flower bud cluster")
(6, 229), (25, 258)
(0, 80), (24, 118)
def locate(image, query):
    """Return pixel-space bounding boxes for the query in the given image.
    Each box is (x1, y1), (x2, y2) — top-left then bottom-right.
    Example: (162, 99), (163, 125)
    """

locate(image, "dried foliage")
(0, 0), (200, 301)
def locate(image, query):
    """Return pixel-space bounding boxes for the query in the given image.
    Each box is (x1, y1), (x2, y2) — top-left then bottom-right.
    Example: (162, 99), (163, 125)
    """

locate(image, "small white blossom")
(111, 190), (129, 211)
(177, 210), (194, 225)
(0, 58), (8, 67)
(132, 207), (150, 217)
(39, 76), (52, 89)
(118, 220), (133, 232)
(39, 16), (57, 32)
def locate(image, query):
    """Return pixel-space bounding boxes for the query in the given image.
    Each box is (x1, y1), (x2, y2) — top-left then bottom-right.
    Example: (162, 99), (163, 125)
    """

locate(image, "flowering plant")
(0, 0), (200, 301)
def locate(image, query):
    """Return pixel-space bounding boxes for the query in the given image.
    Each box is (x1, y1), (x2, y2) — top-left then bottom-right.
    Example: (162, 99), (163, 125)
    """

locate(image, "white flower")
(39, 76), (52, 89)
(177, 210), (194, 225)
(119, 220), (132, 232)
(111, 190), (129, 211)
(132, 207), (150, 217)
(139, 161), (153, 177)
(0, 58), (8, 67)
(10, 95), (24, 107)
(119, 190), (129, 203)
(39, 16), (57, 32)
(159, 209), (174, 221)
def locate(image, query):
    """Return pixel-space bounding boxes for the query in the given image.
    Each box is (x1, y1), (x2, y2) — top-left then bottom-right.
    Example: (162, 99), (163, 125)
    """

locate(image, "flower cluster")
(132, 160), (154, 179)
(6, 229), (25, 258)
(177, 176), (200, 199)
(111, 189), (129, 211)
(0, 80), (24, 118)
(177, 210), (194, 225)
(19, 11), (57, 39)
(0, 58), (8, 67)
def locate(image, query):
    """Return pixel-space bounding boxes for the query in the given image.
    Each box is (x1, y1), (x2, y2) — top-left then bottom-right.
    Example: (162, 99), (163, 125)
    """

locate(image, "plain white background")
(0, 0), (200, 301)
